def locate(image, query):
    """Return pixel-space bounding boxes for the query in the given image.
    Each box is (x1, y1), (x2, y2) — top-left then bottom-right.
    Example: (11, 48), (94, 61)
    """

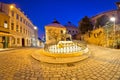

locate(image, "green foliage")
(78, 16), (93, 34)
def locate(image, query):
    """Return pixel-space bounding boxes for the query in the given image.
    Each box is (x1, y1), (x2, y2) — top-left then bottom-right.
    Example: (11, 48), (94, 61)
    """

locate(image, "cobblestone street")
(0, 45), (120, 80)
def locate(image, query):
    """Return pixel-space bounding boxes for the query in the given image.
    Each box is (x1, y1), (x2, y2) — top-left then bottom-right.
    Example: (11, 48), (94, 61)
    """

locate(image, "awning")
(0, 32), (14, 37)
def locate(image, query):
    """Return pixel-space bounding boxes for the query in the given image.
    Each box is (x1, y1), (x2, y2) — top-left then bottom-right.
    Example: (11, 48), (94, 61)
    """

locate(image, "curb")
(31, 50), (90, 64)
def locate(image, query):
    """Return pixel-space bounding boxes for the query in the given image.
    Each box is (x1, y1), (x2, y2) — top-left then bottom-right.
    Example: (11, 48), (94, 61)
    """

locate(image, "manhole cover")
(67, 63), (74, 67)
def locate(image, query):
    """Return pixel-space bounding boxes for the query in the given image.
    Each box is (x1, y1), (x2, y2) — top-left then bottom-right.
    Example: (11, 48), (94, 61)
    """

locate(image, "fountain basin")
(31, 41), (90, 63)
(31, 48), (90, 63)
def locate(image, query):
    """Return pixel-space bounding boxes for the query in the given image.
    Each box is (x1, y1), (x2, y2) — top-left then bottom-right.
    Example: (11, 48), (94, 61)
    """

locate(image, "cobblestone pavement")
(0, 45), (120, 80)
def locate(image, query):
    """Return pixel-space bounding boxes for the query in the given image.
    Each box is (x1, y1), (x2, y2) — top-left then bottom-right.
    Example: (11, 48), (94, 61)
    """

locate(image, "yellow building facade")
(45, 20), (66, 44)
(0, 2), (38, 48)
(0, 12), (10, 48)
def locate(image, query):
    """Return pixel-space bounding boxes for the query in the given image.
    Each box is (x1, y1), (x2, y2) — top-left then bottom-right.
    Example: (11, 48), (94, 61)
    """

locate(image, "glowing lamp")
(110, 17), (115, 22)
(10, 5), (14, 9)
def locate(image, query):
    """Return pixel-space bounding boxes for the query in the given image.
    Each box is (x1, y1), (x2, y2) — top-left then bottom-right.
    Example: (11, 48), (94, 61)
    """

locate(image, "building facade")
(45, 20), (66, 44)
(0, 2), (38, 48)
(0, 12), (10, 48)
(64, 22), (79, 39)
(91, 2), (120, 27)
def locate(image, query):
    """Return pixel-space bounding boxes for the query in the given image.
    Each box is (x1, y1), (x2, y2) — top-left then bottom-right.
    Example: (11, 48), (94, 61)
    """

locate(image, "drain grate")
(67, 63), (75, 67)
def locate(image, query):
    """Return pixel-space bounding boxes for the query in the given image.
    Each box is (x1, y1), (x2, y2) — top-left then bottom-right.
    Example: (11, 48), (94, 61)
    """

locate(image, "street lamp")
(10, 5), (14, 9)
(34, 26), (37, 30)
(110, 17), (116, 47)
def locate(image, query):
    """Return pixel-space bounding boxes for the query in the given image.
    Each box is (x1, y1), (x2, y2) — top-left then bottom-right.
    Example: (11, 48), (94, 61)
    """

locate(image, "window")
(4, 21), (8, 28)
(26, 30), (27, 35)
(28, 23), (30, 27)
(11, 23), (14, 30)
(24, 19), (26, 24)
(17, 38), (20, 44)
(16, 14), (19, 20)
(28, 31), (29, 35)
(20, 17), (22, 22)
(61, 30), (63, 34)
(20, 26), (22, 33)
(16, 25), (19, 32)
(27, 39), (29, 45)
(24, 28), (25, 33)
(11, 11), (14, 17)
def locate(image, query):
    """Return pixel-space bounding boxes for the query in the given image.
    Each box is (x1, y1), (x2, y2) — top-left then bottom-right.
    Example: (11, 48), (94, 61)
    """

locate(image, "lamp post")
(33, 26), (38, 47)
(110, 17), (116, 48)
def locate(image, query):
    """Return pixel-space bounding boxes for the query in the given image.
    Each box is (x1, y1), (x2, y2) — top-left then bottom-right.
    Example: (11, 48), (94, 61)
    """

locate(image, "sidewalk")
(0, 47), (42, 52)
(0, 48), (15, 52)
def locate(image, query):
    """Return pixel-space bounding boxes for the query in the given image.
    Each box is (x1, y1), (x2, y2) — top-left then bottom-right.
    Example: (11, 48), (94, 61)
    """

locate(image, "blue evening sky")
(0, 0), (119, 38)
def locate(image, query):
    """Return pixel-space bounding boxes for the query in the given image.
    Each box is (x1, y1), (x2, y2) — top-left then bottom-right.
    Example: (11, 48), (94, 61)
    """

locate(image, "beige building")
(45, 20), (66, 44)
(0, 2), (38, 48)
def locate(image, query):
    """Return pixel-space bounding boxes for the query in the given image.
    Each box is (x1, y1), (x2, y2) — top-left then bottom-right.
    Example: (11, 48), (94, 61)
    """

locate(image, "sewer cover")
(67, 63), (75, 67)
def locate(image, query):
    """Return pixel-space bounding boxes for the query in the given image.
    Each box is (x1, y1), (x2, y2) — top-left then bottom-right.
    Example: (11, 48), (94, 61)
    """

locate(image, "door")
(22, 38), (25, 47)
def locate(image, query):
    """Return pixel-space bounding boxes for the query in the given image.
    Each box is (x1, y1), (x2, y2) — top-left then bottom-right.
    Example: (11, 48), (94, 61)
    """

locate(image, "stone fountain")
(31, 40), (90, 63)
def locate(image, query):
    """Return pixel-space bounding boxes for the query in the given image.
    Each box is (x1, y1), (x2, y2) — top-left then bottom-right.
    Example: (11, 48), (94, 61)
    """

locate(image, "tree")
(95, 15), (109, 28)
(78, 16), (93, 34)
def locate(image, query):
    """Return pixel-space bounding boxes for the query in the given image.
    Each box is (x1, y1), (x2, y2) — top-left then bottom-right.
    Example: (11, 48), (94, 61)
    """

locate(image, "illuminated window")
(11, 23), (14, 30)
(4, 21), (8, 28)
(12, 38), (15, 44)
(26, 21), (28, 25)
(24, 19), (26, 24)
